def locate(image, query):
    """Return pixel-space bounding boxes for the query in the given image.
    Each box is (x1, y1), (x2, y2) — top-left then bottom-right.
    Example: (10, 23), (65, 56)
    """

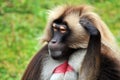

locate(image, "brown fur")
(42, 5), (117, 49)
(22, 5), (120, 80)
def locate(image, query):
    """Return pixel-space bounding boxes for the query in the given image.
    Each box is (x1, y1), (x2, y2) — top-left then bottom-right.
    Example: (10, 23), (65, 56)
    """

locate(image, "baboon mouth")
(50, 50), (63, 59)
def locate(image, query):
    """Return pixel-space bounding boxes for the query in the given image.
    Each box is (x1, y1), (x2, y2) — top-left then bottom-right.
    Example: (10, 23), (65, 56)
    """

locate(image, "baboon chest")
(41, 50), (86, 80)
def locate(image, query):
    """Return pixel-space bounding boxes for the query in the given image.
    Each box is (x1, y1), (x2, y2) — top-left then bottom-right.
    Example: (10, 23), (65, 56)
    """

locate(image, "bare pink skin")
(53, 61), (74, 74)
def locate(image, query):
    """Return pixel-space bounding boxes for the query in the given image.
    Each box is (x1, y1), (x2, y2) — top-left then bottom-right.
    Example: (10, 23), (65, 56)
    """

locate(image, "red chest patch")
(53, 61), (74, 74)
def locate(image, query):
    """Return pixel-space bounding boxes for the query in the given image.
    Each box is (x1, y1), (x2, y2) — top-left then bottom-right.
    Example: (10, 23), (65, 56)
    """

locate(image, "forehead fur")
(42, 5), (117, 49)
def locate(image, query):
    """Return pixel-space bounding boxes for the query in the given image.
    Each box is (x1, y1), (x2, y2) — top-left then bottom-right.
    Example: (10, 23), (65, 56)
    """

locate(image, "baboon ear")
(79, 18), (101, 55)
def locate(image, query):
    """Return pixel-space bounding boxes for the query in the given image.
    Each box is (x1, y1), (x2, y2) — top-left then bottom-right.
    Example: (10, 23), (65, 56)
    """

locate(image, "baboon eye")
(60, 26), (66, 33)
(53, 26), (57, 31)
(52, 23), (57, 31)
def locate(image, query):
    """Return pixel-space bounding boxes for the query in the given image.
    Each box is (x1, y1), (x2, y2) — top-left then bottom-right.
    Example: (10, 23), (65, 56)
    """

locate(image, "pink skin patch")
(53, 61), (74, 74)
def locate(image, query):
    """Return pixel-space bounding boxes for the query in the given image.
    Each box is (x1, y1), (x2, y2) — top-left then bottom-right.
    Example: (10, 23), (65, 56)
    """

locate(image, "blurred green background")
(0, 0), (120, 80)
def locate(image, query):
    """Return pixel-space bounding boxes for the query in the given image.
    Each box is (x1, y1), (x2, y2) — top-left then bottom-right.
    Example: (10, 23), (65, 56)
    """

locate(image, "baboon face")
(47, 14), (89, 60)
(48, 22), (71, 60)
(46, 6), (92, 60)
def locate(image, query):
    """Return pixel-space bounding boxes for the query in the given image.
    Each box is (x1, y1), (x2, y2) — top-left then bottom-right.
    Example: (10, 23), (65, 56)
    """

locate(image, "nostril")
(51, 40), (57, 44)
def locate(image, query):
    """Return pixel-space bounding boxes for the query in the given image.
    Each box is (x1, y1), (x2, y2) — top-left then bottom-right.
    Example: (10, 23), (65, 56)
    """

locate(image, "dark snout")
(48, 40), (66, 60)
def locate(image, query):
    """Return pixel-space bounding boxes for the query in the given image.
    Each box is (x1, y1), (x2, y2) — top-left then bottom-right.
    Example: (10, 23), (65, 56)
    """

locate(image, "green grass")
(0, 0), (120, 80)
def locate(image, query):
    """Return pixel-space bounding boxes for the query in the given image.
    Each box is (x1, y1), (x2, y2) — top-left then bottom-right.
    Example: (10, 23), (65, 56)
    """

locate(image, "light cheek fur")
(64, 13), (89, 48)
